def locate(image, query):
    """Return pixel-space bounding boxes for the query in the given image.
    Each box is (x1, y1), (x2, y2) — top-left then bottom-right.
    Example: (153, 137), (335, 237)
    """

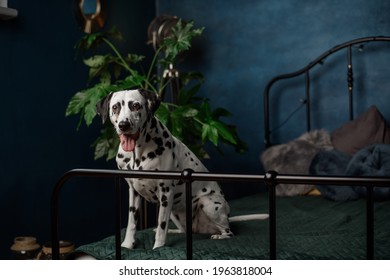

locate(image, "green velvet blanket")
(75, 193), (390, 259)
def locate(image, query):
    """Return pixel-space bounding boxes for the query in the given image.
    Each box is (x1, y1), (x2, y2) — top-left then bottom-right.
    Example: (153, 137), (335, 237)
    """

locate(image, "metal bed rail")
(51, 168), (390, 260)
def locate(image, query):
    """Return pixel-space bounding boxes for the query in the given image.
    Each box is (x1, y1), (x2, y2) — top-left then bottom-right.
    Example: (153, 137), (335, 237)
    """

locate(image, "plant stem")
(102, 37), (158, 94)
(102, 37), (132, 73)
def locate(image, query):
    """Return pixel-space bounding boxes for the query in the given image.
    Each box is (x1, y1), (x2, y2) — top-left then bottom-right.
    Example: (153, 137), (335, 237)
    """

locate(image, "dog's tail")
(228, 214), (269, 222)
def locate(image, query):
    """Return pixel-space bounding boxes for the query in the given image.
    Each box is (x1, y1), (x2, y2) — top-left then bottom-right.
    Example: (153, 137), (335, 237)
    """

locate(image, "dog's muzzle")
(118, 121), (131, 132)
(117, 121), (140, 152)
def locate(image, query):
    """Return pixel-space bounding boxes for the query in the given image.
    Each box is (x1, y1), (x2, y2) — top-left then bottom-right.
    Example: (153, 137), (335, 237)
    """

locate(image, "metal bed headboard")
(264, 36), (390, 148)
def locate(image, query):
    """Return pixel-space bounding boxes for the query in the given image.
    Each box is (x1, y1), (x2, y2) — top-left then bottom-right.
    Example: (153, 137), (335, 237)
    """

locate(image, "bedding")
(260, 129), (333, 196)
(310, 144), (390, 201)
(73, 193), (390, 259)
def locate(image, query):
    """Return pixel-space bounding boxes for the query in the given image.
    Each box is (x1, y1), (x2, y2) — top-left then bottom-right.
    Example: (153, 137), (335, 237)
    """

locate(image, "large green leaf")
(210, 120), (237, 145)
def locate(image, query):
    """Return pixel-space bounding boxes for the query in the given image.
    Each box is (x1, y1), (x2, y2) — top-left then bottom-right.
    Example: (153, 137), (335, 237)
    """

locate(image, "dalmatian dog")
(96, 89), (268, 249)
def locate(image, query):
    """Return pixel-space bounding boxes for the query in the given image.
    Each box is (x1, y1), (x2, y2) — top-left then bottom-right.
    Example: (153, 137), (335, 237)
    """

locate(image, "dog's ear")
(96, 92), (113, 124)
(138, 88), (161, 117)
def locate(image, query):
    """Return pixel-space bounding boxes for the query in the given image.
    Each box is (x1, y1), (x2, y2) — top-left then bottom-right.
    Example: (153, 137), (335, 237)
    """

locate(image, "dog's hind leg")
(121, 184), (142, 249)
(197, 196), (234, 239)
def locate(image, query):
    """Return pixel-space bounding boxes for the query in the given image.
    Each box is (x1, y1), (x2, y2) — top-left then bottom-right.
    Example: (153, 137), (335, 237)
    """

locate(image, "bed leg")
(115, 177), (122, 260)
(265, 171), (277, 260)
(366, 186), (374, 260)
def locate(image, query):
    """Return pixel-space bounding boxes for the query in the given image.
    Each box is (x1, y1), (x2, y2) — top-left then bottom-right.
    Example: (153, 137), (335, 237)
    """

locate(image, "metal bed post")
(366, 186), (374, 260)
(114, 176), (122, 260)
(347, 45), (354, 120)
(305, 71), (311, 132)
(265, 171), (278, 260)
(182, 168), (194, 260)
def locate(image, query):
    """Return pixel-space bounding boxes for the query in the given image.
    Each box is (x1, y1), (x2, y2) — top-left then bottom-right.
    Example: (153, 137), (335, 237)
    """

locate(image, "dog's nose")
(118, 121), (131, 132)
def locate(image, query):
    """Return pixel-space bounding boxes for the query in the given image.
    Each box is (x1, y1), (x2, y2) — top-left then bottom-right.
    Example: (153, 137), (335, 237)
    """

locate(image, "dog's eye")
(131, 102), (141, 111)
(112, 103), (121, 113)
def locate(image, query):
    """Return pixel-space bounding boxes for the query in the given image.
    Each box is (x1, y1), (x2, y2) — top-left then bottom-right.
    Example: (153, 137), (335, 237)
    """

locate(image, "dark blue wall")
(157, 0), (390, 173)
(1, 0), (155, 259)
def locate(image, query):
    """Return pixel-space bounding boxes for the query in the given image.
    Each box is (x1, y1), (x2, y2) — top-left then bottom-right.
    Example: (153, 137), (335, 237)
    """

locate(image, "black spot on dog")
(200, 204), (204, 209)
(210, 190), (215, 195)
(153, 137), (163, 146)
(193, 197), (200, 204)
(141, 156), (146, 161)
(160, 221), (166, 230)
(202, 188), (207, 192)
(190, 158), (194, 161)
(129, 206), (136, 212)
(155, 146), (165, 156)
(117, 153), (124, 158)
(215, 207), (219, 211)
(172, 152), (176, 159)
(135, 159), (141, 166)
(139, 166), (143, 170)
(162, 201), (168, 207)
(145, 133), (151, 143)
(162, 187), (170, 193)
(150, 117), (157, 129)
(214, 201), (222, 205)
(124, 158), (130, 163)
(163, 130), (169, 138)
(165, 141), (172, 149)
(159, 182), (165, 187)
(148, 152), (156, 159)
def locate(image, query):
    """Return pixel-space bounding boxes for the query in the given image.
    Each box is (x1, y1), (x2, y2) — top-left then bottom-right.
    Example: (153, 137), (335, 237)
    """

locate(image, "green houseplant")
(66, 18), (246, 161)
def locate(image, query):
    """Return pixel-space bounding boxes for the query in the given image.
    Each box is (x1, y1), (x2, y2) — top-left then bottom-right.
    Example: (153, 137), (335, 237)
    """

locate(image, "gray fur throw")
(260, 129), (333, 196)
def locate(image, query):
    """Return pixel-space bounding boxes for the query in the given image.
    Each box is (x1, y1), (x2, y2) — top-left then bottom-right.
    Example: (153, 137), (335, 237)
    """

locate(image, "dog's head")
(96, 89), (160, 152)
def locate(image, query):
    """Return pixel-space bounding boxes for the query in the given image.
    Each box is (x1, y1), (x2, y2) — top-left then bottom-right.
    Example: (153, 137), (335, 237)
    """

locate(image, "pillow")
(260, 129), (333, 196)
(331, 105), (390, 155)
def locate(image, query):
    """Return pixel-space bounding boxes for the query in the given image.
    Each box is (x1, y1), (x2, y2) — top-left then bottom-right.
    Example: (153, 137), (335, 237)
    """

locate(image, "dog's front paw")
(152, 241), (165, 250)
(121, 239), (136, 249)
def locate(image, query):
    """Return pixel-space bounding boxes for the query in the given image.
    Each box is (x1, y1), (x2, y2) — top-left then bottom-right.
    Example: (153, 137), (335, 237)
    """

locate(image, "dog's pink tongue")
(120, 134), (136, 152)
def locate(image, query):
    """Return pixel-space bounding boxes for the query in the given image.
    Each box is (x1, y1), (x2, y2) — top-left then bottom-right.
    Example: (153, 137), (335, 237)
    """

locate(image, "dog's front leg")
(153, 191), (174, 249)
(121, 183), (141, 249)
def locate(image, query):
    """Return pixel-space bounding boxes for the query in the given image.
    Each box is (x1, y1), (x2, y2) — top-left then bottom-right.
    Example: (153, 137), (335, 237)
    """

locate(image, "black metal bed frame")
(264, 36), (390, 148)
(51, 168), (390, 260)
(51, 36), (390, 260)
